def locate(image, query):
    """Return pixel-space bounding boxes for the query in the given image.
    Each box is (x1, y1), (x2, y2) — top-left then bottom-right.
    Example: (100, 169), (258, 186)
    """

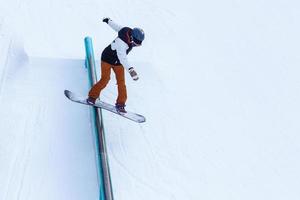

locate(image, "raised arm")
(102, 18), (122, 32)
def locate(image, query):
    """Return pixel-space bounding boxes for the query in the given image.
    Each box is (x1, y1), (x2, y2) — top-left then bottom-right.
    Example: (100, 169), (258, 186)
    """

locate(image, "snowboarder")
(86, 18), (145, 113)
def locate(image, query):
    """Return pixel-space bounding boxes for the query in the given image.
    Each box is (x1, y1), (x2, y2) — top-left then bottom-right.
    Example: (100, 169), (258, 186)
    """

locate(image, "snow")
(0, 50), (98, 199)
(1, 0), (300, 200)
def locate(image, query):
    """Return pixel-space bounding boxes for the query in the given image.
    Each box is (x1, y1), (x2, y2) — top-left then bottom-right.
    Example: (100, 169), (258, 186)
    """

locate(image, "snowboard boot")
(115, 103), (127, 113)
(87, 96), (96, 105)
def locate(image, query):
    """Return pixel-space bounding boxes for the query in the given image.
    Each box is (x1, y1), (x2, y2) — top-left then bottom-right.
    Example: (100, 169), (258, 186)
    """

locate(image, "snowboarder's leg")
(88, 61), (111, 99)
(112, 65), (127, 105)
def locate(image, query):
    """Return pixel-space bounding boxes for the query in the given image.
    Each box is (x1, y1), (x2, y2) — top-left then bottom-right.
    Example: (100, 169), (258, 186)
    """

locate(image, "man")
(87, 18), (145, 113)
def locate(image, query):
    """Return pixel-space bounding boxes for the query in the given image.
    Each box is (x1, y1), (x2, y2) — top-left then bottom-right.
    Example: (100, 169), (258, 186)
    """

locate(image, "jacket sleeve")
(113, 38), (131, 71)
(107, 19), (123, 32)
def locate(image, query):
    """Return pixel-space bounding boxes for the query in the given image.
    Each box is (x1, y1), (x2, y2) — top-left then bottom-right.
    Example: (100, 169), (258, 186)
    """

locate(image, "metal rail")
(84, 37), (114, 200)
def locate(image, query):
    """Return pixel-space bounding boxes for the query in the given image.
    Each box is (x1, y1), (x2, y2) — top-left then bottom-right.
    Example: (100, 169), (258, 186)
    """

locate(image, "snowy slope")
(102, 1), (300, 199)
(1, 0), (300, 200)
(0, 2), (100, 200)
(0, 51), (98, 200)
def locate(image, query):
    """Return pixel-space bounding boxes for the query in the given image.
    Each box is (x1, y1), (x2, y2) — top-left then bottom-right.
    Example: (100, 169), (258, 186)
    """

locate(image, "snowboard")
(64, 90), (146, 123)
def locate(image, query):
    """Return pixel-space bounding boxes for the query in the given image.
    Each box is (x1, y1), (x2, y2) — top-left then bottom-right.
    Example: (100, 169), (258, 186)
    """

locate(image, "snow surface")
(0, 48), (98, 200)
(1, 0), (300, 200)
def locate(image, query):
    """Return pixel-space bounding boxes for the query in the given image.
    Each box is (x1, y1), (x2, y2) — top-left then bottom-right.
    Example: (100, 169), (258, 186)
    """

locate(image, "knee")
(101, 76), (110, 84)
(116, 77), (125, 86)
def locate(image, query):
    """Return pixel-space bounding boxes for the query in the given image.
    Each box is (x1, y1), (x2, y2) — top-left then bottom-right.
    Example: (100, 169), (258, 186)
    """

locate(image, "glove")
(129, 67), (139, 81)
(102, 17), (110, 24)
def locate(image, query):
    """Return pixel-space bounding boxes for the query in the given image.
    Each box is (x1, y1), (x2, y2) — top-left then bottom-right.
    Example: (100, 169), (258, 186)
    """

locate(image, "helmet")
(132, 28), (145, 45)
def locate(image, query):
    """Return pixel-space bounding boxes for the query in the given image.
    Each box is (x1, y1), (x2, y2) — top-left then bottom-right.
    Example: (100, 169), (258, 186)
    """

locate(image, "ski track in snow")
(3, 105), (40, 200)
(109, 141), (175, 200)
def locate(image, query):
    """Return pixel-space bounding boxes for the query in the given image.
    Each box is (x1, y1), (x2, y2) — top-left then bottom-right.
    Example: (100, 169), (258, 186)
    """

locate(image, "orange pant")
(88, 61), (127, 104)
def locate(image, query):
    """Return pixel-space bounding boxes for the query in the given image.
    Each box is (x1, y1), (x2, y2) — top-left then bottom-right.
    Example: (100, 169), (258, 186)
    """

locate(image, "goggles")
(131, 37), (142, 46)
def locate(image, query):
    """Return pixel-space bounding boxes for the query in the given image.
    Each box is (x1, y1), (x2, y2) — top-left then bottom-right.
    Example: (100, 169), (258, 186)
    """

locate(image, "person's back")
(101, 27), (133, 67)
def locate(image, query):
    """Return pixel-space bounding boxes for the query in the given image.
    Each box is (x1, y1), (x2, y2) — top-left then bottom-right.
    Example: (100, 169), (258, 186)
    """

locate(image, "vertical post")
(84, 37), (114, 200)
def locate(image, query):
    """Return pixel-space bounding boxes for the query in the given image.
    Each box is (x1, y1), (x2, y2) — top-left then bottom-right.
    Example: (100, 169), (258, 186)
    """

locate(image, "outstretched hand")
(102, 18), (110, 24)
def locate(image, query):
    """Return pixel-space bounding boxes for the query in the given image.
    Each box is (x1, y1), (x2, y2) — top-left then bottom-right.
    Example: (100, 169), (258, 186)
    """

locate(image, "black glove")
(102, 18), (110, 24)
